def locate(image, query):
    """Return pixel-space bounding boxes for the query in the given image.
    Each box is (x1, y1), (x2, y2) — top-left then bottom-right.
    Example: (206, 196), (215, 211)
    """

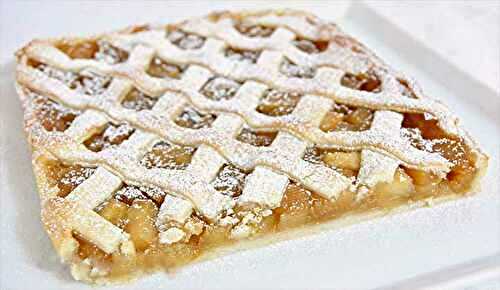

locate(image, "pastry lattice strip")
(19, 11), (457, 170)
(16, 42), (344, 224)
(19, 43), (450, 172)
(16, 10), (478, 251)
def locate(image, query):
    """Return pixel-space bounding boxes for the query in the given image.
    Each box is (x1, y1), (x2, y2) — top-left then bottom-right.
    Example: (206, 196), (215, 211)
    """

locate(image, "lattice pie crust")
(14, 9), (488, 284)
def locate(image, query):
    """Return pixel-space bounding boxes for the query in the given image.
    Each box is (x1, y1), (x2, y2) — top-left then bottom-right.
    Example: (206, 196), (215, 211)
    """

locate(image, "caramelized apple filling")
(83, 123), (135, 152)
(140, 141), (196, 170)
(57, 40), (129, 64)
(121, 88), (158, 111)
(275, 182), (359, 230)
(256, 89), (302, 116)
(174, 107), (216, 129)
(200, 77), (242, 101)
(280, 58), (316, 78)
(224, 47), (261, 63)
(212, 165), (248, 197)
(397, 78), (418, 99)
(340, 71), (381, 92)
(44, 159), (96, 197)
(74, 233), (109, 261)
(112, 185), (166, 206)
(76, 154), (477, 280)
(320, 103), (374, 132)
(34, 63), (112, 96)
(293, 37), (329, 54)
(31, 92), (79, 131)
(57, 41), (98, 59)
(235, 23), (275, 37)
(304, 147), (361, 177)
(147, 57), (186, 79)
(167, 29), (206, 50)
(332, 35), (364, 53)
(236, 127), (277, 146)
(402, 113), (478, 193)
(95, 195), (160, 253)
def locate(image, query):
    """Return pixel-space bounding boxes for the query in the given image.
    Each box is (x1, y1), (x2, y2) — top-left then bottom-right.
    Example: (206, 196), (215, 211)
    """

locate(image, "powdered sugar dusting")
(256, 89), (302, 116)
(59, 166), (97, 192)
(35, 64), (111, 96)
(30, 91), (79, 132)
(175, 107), (216, 129)
(212, 164), (248, 197)
(236, 127), (277, 147)
(140, 141), (196, 170)
(84, 123), (135, 152)
(121, 89), (158, 111)
(147, 57), (186, 79)
(224, 47), (261, 64)
(167, 29), (205, 50)
(280, 58), (316, 79)
(200, 77), (241, 101)
(94, 40), (129, 64)
(11, 9), (490, 283)
(235, 23), (275, 38)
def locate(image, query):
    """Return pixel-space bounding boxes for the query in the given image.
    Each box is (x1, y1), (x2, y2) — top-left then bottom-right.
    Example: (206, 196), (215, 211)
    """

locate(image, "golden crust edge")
(87, 191), (478, 285)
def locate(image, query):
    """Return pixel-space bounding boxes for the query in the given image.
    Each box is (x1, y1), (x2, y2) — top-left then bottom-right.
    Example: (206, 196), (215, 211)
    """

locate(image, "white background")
(1, 1), (499, 290)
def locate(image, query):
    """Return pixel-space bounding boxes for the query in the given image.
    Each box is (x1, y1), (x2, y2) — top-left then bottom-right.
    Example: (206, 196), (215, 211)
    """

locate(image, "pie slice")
(14, 9), (488, 284)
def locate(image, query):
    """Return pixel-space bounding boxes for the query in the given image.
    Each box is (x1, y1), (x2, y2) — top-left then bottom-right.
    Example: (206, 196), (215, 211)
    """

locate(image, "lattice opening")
(331, 35), (364, 53)
(140, 141), (197, 170)
(280, 58), (316, 78)
(95, 198), (129, 228)
(94, 185), (166, 243)
(83, 123), (135, 152)
(212, 164), (249, 197)
(397, 78), (418, 99)
(235, 23), (275, 38)
(236, 127), (277, 147)
(57, 40), (129, 64)
(224, 47), (261, 63)
(130, 25), (151, 34)
(174, 106), (217, 129)
(340, 71), (381, 92)
(292, 37), (329, 54)
(303, 147), (361, 178)
(31, 92), (79, 132)
(167, 29), (206, 50)
(44, 159), (96, 198)
(110, 184), (167, 207)
(256, 89), (302, 116)
(33, 63), (112, 96)
(147, 57), (186, 79)
(319, 103), (374, 132)
(402, 113), (477, 193)
(121, 88), (158, 111)
(200, 76), (242, 101)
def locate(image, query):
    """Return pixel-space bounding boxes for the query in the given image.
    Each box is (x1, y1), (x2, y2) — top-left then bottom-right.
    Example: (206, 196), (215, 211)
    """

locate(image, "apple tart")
(14, 9), (488, 284)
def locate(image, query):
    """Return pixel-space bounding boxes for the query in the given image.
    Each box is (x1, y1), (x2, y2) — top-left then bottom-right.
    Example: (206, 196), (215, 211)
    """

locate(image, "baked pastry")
(14, 9), (488, 284)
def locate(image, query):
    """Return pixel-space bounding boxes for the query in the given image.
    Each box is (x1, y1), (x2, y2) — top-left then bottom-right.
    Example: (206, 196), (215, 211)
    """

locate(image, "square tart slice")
(14, 9), (488, 284)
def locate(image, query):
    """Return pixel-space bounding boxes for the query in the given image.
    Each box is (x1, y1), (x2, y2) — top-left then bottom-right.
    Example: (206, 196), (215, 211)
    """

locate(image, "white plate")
(1, 2), (499, 290)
